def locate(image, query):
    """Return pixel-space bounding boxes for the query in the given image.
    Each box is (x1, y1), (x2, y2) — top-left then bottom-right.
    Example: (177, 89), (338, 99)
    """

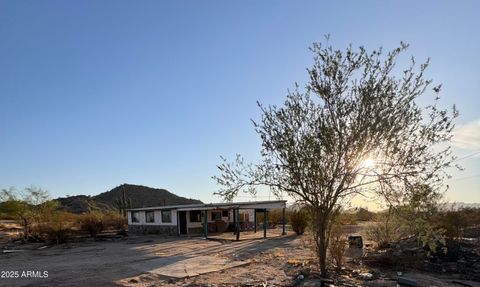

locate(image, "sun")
(361, 158), (375, 169)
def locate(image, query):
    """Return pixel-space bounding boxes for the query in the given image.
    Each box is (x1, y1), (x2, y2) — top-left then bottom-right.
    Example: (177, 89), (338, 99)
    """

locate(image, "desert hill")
(56, 184), (202, 213)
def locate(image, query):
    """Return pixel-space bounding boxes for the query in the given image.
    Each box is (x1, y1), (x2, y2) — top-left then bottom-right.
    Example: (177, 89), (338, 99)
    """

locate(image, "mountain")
(441, 202), (480, 211)
(56, 184), (203, 213)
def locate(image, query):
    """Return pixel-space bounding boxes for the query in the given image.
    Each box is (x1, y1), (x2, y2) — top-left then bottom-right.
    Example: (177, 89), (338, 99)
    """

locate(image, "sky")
(1, 0), (479, 205)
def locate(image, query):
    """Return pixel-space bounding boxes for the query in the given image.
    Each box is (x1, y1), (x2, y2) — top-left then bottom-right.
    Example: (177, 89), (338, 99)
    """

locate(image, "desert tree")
(0, 186), (54, 239)
(213, 40), (458, 275)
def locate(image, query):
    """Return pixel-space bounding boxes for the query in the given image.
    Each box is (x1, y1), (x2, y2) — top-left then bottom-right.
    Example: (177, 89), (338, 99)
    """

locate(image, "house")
(127, 200), (287, 240)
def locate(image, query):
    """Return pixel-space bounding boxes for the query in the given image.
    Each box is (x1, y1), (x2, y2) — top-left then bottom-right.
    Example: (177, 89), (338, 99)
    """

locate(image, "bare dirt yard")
(1, 225), (480, 287)
(0, 228), (306, 287)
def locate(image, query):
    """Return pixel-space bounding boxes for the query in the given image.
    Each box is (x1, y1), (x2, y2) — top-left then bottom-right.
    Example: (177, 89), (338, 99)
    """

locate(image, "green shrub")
(290, 210), (308, 235)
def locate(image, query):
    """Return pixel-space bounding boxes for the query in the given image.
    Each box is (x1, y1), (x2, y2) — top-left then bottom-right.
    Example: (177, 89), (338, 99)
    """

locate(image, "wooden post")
(236, 208), (240, 241)
(263, 209), (267, 239)
(203, 209), (208, 238)
(282, 207), (286, 235)
(254, 209), (257, 233)
(177, 211), (180, 236)
(232, 208), (236, 235)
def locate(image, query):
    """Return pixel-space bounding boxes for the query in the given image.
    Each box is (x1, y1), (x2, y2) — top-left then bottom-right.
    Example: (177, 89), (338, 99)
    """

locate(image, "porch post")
(236, 208), (240, 241)
(177, 210), (180, 236)
(254, 209), (257, 233)
(282, 207), (286, 235)
(232, 208), (236, 235)
(203, 209), (208, 238)
(263, 209), (267, 239)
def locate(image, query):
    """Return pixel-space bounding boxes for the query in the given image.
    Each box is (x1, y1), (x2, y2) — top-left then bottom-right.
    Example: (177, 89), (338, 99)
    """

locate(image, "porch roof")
(127, 200), (286, 212)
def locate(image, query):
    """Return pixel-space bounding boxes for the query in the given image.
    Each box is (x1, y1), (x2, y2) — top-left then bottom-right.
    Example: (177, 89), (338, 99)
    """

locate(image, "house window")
(189, 210), (201, 222)
(211, 211), (222, 221)
(131, 211), (140, 223)
(145, 211), (155, 223)
(240, 213), (249, 222)
(161, 210), (172, 223)
(222, 210), (229, 217)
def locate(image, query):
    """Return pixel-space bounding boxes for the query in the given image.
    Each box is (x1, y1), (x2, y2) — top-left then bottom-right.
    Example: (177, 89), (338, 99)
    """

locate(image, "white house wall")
(128, 209), (177, 226)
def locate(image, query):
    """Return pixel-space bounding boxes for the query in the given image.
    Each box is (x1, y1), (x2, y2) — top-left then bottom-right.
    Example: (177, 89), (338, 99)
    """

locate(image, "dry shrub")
(103, 212), (127, 231)
(433, 208), (480, 240)
(80, 212), (104, 237)
(328, 224), (348, 270)
(338, 212), (357, 225)
(33, 212), (79, 244)
(268, 209), (283, 228)
(354, 208), (376, 222)
(255, 209), (283, 228)
(365, 212), (403, 248)
(290, 210), (308, 235)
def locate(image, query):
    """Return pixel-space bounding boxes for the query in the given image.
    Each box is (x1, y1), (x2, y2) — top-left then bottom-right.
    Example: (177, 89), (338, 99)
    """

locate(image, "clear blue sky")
(1, 1), (479, 204)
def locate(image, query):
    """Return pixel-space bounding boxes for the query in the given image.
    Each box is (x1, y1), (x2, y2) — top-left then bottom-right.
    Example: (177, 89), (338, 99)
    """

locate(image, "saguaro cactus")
(114, 186), (132, 217)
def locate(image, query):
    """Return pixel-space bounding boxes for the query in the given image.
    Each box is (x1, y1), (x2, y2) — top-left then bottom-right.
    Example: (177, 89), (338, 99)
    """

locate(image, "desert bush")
(267, 209), (283, 228)
(354, 208), (376, 222)
(80, 212), (104, 237)
(290, 210), (308, 235)
(255, 209), (283, 228)
(103, 212), (127, 231)
(32, 211), (80, 244)
(462, 207), (480, 227)
(433, 208), (480, 240)
(417, 222), (447, 257)
(365, 212), (404, 248)
(35, 213), (73, 244)
(435, 210), (467, 240)
(0, 187), (55, 240)
(337, 212), (357, 225)
(328, 223), (348, 270)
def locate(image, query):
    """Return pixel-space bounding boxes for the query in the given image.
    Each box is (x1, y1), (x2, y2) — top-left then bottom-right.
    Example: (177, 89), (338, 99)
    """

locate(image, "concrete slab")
(134, 255), (250, 278)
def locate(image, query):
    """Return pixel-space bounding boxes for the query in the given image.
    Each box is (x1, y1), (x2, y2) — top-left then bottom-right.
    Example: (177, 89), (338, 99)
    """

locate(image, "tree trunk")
(314, 209), (329, 277)
(22, 217), (29, 239)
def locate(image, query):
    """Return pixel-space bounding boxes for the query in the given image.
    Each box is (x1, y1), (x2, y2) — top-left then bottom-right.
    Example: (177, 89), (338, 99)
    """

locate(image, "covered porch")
(176, 200), (287, 241)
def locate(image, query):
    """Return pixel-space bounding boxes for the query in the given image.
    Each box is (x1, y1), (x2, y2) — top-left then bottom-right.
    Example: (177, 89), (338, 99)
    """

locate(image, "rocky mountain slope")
(56, 184), (202, 213)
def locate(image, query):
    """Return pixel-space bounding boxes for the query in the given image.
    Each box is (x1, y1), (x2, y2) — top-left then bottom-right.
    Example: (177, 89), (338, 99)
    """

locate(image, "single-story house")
(127, 200), (287, 240)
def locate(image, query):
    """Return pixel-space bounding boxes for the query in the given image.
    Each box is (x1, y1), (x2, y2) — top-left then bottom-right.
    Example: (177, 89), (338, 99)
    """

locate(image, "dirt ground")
(1, 224), (479, 287)
(0, 227), (307, 287)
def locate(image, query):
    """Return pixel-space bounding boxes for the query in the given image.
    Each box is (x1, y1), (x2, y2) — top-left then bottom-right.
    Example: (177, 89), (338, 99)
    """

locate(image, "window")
(131, 211), (140, 223)
(211, 211), (222, 221)
(145, 211), (155, 223)
(161, 210), (172, 223)
(222, 210), (229, 217)
(240, 213), (249, 222)
(189, 210), (201, 222)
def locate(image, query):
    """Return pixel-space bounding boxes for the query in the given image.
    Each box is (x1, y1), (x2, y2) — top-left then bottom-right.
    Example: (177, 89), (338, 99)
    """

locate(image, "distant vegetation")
(0, 184), (203, 244)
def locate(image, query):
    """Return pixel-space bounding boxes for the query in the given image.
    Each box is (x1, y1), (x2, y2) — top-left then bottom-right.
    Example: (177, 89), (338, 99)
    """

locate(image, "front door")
(179, 211), (187, 234)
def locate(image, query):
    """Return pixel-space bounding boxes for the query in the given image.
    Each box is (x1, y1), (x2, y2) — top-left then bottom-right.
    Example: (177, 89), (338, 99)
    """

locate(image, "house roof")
(127, 200), (287, 211)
